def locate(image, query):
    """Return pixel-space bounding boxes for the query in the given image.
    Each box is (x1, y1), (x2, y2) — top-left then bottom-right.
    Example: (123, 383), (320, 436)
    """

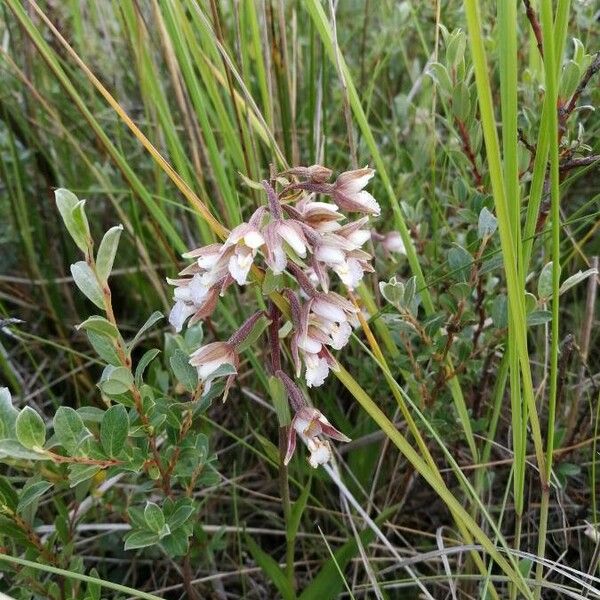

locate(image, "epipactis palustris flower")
(262, 219), (308, 274)
(189, 341), (238, 398)
(284, 406), (351, 468)
(167, 243), (230, 332)
(381, 230), (407, 255)
(220, 222), (265, 285)
(331, 167), (381, 216)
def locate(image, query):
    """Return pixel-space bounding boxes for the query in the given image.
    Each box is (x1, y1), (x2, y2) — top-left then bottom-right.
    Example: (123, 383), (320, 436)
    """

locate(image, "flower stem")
(279, 427), (296, 592)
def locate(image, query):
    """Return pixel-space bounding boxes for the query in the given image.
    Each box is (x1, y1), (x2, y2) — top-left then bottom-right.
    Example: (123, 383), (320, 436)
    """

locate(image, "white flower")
(221, 223), (265, 285)
(263, 219), (308, 274)
(332, 257), (365, 290)
(284, 406), (351, 467)
(311, 292), (358, 324)
(294, 199), (343, 233)
(189, 341), (238, 398)
(305, 438), (331, 467)
(382, 231), (406, 255)
(331, 167), (381, 216)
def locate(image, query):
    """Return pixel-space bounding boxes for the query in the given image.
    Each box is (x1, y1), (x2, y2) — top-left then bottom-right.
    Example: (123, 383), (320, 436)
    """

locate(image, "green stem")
(0, 554), (163, 600)
(463, 0), (547, 483)
(535, 0), (562, 595)
(279, 427), (296, 593)
(334, 364), (532, 599)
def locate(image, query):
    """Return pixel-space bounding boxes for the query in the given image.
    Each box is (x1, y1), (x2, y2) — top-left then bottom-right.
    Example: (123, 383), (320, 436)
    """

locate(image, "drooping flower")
(287, 291), (358, 387)
(168, 282), (220, 332)
(220, 223), (265, 285)
(381, 230), (406, 255)
(284, 406), (351, 467)
(291, 198), (344, 233)
(311, 292), (359, 326)
(167, 244), (229, 332)
(330, 167), (380, 216)
(262, 219), (308, 274)
(310, 219), (374, 290)
(189, 341), (238, 398)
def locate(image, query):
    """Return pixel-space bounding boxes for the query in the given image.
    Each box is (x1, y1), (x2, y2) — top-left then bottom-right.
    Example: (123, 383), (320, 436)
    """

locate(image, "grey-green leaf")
(0, 440), (47, 461)
(71, 261), (105, 309)
(537, 262), (555, 300)
(53, 407), (92, 454)
(144, 502), (165, 533)
(559, 268), (598, 296)
(124, 530), (159, 551)
(96, 225), (123, 283)
(77, 316), (120, 339)
(100, 404), (128, 457)
(128, 311), (163, 353)
(478, 207), (498, 239)
(527, 310), (552, 326)
(68, 464), (101, 487)
(0, 387), (19, 440)
(18, 480), (53, 513)
(448, 245), (472, 282)
(170, 349), (198, 392)
(55, 188), (89, 253)
(99, 367), (133, 396)
(135, 349), (161, 385)
(167, 505), (195, 530)
(15, 407), (46, 450)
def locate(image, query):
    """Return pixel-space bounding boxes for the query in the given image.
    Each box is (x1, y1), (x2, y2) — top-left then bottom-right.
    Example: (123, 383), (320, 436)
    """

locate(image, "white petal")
(334, 258), (364, 289)
(338, 169), (374, 194)
(304, 354), (329, 387)
(174, 285), (192, 302)
(189, 274), (210, 304)
(346, 229), (371, 247)
(228, 252), (253, 285)
(270, 244), (287, 275)
(197, 251), (221, 270)
(304, 201), (339, 214)
(243, 230), (265, 249)
(168, 301), (196, 332)
(383, 232), (406, 254)
(293, 415), (313, 435)
(197, 358), (227, 380)
(313, 220), (343, 233)
(315, 245), (345, 265)
(307, 439), (331, 467)
(354, 191), (380, 215)
(278, 223), (306, 257)
(329, 321), (352, 350)
(297, 335), (322, 354)
(312, 299), (346, 323)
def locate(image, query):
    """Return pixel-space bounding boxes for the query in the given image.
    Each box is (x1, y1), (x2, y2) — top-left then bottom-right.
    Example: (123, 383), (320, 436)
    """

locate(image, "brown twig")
(44, 450), (121, 467)
(559, 155), (600, 173)
(517, 128), (536, 156)
(523, 0), (544, 58)
(456, 119), (483, 188)
(560, 52), (600, 121)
